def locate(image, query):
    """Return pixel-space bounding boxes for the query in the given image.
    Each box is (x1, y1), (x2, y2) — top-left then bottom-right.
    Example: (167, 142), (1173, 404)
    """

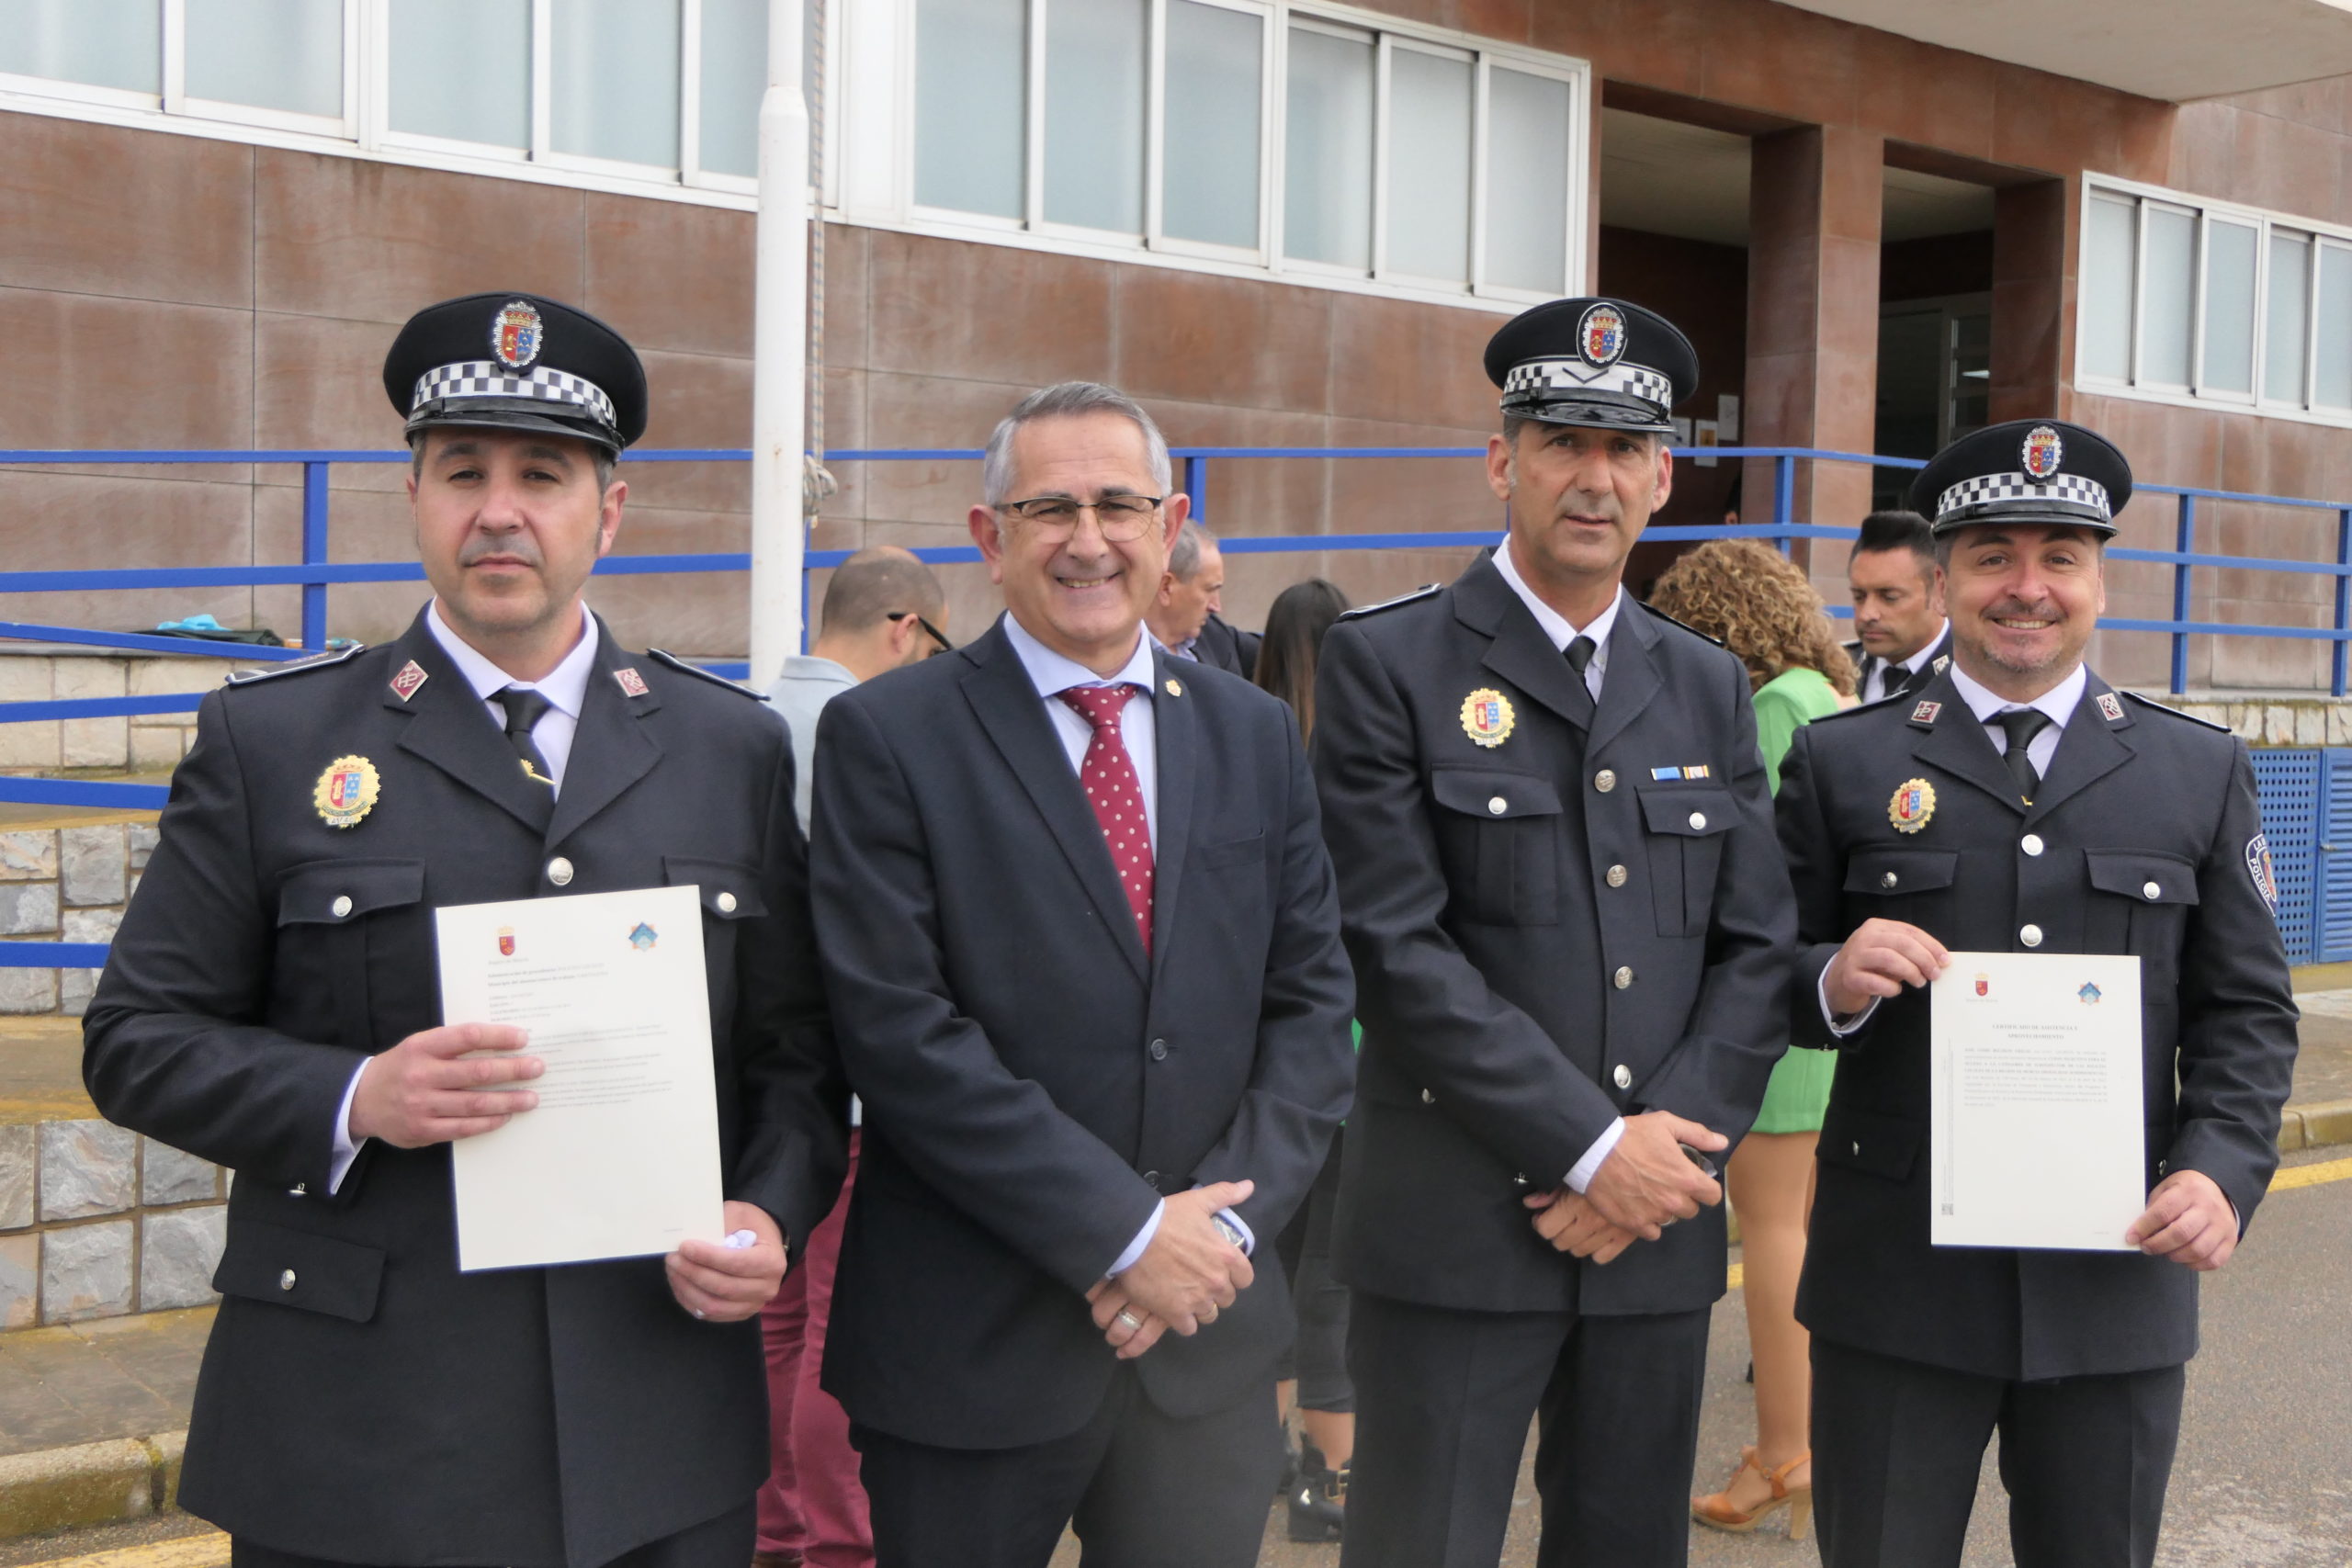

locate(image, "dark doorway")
(1874, 166), (1996, 510)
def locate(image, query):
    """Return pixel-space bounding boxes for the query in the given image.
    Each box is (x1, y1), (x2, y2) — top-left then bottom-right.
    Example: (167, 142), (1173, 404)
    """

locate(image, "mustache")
(458, 536), (542, 569)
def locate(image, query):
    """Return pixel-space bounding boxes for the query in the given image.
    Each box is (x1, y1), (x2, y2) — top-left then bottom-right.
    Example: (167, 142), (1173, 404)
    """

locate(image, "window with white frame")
(0, 0), (802, 199)
(897, 0), (1588, 303)
(2080, 177), (2352, 421)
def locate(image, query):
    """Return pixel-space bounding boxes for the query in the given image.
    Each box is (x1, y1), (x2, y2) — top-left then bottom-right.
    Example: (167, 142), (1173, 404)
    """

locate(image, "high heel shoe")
(1690, 1446), (1813, 1540)
(1287, 1442), (1347, 1543)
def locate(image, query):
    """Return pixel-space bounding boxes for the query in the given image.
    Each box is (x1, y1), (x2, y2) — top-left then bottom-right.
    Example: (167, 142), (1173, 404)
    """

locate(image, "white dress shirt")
(327, 603), (601, 1190)
(1859, 621), (1949, 705)
(1488, 543), (1629, 1192)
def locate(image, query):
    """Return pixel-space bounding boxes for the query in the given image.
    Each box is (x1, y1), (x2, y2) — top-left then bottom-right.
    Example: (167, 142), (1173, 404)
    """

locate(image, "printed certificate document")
(1930, 952), (2143, 1252)
(435, 884), (724, 1270)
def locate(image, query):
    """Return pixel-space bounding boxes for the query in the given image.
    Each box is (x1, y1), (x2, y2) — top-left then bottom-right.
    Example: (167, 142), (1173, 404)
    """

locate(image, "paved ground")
(0, 1311), (207, 1461)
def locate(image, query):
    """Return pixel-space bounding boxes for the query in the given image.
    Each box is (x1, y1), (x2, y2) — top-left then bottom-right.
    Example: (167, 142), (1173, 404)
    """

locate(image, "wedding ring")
(1115, 1309), (1145, 1332)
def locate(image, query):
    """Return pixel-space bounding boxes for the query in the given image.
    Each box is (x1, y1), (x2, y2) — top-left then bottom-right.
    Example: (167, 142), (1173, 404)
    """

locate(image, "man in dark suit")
(1843, 509), (1951, 704)
(83, 294), (845, 1568)
(1147, 522), (1261, 678)
(810, 380), (1355, 1568)
(1312, 297), (1795, 1568)
(1778, 420), (2298, 1567)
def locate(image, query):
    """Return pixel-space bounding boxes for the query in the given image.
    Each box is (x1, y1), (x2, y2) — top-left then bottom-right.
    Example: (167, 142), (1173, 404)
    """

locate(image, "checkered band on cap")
(1504, 357), (1675, 411)
(411, 361), (618, 431)
(1936, 470), (2112, 522)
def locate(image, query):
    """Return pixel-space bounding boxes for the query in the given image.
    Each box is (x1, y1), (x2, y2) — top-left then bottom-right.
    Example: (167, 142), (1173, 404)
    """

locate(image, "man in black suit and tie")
(810, 380), (1356, 1568)
(1845, 510), (1950, 704)
(1148, 522), (1261, 679)
(84, 294), (844, 1567)
(1313, 298), (1795, 1567)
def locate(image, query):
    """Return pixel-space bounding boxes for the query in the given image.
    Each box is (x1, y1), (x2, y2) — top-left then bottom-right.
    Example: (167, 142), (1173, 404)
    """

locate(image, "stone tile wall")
(0, 1122), (224, 1329)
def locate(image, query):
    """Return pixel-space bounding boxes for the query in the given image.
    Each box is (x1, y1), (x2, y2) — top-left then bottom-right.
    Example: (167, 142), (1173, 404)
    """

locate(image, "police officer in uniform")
(84, 293), (845, 1568)
(1777, 420), (2299, 1567)
(1313, 298), (1795, 1568)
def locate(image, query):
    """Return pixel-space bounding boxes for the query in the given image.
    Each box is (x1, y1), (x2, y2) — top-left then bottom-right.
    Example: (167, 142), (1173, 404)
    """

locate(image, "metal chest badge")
(1888, 776), (1937, 834)
(314, 755), (380, 829)
(2021, 423), (2064, 479)
(1577, 302), (1626, 367)
(491, 299), (544, 370)
(1461, 687), (1516, 748)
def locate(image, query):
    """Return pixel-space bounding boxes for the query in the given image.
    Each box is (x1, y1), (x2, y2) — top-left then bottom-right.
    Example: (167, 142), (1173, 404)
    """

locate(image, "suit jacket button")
(2021, 833), (2046, 856)
(718, 891), (739, 913)
(330, 896), (353, 919)
(1612, 965), (1634, 988)
(1612, 1064), (1633, 1089)
(1148, 1038), (1169, 1061)
(1595, 769), (1617, 793)
(1851, 1141), (1860, 1156)
(1141, 1170), (1161, 1190)
(278, 1269), (297, 1292)
(1880, 871), (1898, 888)
(288, 1183), (306, 1197)
(2020, 923), (2043, 947)
(1420, 1089), (1436, 1105)
(1606, 864), (1627, 887)
(547, 857), (574, 886)
(1488, 796), (1508, 815)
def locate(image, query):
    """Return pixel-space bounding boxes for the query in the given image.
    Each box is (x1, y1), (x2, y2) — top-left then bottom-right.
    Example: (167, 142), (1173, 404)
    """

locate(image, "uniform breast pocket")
(1842, 846), (1960, 920)
(663, 856), (769, 986)
(1636, 784), (1734, 937)
(2083, 849), (2199, 983)
(275, 859), (427, 1054)
(1430, 768), (1562, 926)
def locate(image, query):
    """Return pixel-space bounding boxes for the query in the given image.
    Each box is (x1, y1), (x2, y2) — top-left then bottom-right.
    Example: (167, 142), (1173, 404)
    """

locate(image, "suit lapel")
(1147, 652), (1196, 989)
(1906, 671), (2027, 815)
(384, 615), (551, 835)
(2024, 674), (2132, 824)
(544, 619), (663, 848)
(960, 626), (1150, 984)
(1587, 606), (1661, 756)
(1455, 555), (1595, 732)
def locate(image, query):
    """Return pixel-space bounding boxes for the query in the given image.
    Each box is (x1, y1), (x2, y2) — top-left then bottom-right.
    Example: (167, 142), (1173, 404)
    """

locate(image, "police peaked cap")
(383, 292), (649, 455)
(1484, 297), (1699, 435)
(1907, 419), (2131, 538)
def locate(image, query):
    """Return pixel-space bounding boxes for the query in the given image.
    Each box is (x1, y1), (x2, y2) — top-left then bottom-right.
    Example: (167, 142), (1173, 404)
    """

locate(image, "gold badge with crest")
(1461, 688), (1515, 749)
(1888, 777), (1936, 835)
(315, 756), (380, 829)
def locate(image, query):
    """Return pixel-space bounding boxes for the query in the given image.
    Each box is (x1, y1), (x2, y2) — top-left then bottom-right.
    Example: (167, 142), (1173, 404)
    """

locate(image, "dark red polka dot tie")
(1058, 685), (1154, 953)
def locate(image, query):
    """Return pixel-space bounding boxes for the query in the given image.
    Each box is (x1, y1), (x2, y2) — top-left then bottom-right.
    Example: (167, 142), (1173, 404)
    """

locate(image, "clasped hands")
(1522, 1110), (1726, 1261)
(350, 1022), (789, 1322)
(1085, 1180), (1254, 1360)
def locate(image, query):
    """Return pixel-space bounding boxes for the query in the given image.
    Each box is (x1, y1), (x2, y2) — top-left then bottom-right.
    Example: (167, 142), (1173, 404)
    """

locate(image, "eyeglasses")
(996, 493), (1164, 542)
(888, 611), (954, 657)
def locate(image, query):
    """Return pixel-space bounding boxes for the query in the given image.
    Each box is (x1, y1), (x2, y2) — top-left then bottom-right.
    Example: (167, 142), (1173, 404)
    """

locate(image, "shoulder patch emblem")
(647, 648), (764, 698)
(2119, 690), (2230, 732)
(227, 644), (363, 685)
(2248, 833), (2279, 914)
(614, 667), (650, 698)
(1337, 583), (1442, 620)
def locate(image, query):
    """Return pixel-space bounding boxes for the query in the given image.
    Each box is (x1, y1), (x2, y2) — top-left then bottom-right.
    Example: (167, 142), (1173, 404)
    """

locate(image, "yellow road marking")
(2271, 1156), (2352, 1191)
(18, 1534), (227, 1568)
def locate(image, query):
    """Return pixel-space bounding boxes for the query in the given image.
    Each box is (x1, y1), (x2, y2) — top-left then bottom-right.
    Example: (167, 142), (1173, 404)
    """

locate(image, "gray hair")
(980, 381), (1173, 508)
(1168, 521), (1219, 581)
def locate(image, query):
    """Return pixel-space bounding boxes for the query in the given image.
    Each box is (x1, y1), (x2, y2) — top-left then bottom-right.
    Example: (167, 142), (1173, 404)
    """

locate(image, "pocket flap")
(2086, 849), (2199, 906)
(1199, 834), (1265, 868)
(1430, 769), (1561, 819)
(1816, 1111), (1923, 1182)
(662, 856), (769, 919)
(1636, 784), (1735, 837)
(1842, 847), (1959, 895)
(213, 1219), (384, 1322)
(275, 860), (425, 926)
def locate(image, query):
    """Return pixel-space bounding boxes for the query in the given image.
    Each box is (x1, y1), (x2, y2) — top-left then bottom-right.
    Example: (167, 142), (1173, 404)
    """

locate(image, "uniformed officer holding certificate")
(84, 294), (844, 1568)
(1776, 419), (2299, 1568)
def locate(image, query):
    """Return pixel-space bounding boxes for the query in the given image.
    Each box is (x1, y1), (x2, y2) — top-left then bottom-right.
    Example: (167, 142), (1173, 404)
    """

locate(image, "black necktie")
(498, 686), (558, 793)
(1564, 635), (1598, 723)
(1996, 708), (2052, 804)
(1892, 659), (1928, 698)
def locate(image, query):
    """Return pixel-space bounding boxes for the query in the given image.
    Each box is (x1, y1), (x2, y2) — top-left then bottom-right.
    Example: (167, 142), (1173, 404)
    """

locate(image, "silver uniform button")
(1487, 796), (1508, 816)
(1880, 871), (1898, 888)
(1612, 1064), (1633, 1090)
(2020, 923), (2044, 948)
(330, 895), (353, 919)
(717, 891), (738, 913)
(1420, 1089), (1436, 1105)
(1851, 1140), (1860, 1156)
(1595, 769), (1616, 793)
(288, 1183), (307, 1197)
(2021, 833), (2045, 856)
(278, 1269), (297, 1292)
(547, 857), (574, 886)
(1688, 811), (1707, 831)
(1606, 864), (1628, 888)
(2143, 881), (2161, 900)
(1613, 965), (1634, 989)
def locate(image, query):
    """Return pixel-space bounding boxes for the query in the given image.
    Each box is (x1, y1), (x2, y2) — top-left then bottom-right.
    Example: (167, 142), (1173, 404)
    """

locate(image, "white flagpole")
(749, 0), (811, 691)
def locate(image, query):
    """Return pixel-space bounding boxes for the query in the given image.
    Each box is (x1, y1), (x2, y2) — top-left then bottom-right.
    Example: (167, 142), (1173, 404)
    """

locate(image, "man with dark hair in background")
(1846, 509), (1950, 705)
(1148, 521), (1261, 679)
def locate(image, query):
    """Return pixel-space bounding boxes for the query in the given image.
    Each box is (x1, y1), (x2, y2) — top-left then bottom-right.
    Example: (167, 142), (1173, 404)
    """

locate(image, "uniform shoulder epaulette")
(647, 648), (767, 699)
(1337, 583), (1442, 620)
(225, 644), (364, 685)
(2120, 690), (2230, 732)
(1637, 600), (1725, 648)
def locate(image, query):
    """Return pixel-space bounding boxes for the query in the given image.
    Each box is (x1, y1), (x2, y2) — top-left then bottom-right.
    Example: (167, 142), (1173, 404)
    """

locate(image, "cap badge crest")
(1461, 687), (1516, 749)
(314, 755), (381, 830)
(2021, 423), (2064, 480)
(1888, 777), (1937, 834)
(1577, 302), (1627, 368)
(491, 299), (544, 370)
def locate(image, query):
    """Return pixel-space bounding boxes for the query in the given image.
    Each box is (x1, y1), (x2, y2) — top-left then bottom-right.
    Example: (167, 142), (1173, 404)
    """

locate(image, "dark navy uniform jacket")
(83, 610), (845, 1568)
(1312, 553), (1795, 1318)
(1778, 666), (2298, 1382)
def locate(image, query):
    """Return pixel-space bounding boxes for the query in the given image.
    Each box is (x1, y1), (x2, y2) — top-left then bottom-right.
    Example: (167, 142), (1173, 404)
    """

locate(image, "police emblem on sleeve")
(1461, 688), (1516, 748)
(491, 299), (544, 370)
(2021, 423), (2064, 479)
(2247, 833), (2279, 913)
(314, 755), (380, 829)
(1888, 777), (1937, 834)
(1577, 302), (1627, 368)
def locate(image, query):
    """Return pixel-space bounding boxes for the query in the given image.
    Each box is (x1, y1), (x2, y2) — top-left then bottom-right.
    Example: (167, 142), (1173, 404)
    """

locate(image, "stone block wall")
(0, 822), (154, 1017)
(0, 648), (240, 777)
(0, 1120), (225, 1327)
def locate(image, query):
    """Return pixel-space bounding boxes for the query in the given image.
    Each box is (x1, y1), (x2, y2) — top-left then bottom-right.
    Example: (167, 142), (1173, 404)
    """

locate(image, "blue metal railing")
(0, 441), (2345, 968)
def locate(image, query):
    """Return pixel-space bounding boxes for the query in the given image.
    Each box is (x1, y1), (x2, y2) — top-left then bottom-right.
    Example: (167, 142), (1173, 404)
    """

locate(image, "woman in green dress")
(1647, 538), (1856, 1540)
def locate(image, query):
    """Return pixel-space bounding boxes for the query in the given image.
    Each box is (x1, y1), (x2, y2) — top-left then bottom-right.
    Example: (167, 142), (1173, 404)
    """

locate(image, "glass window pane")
(1385, 47), (1471, 283)
(2140, 204), (2195, 386)
(2268, 230), (2312, 404)
(0, 0), (159, 93)
(699, 0), (769, 176)
(1044, 0), (1146, 232)
(2081, 195), (2134, 381)
(1483, 67), (1569, 293)
(390, 0), (529, 148)
(552, 0), (683, 167)
(2316, 243), (2352, 410)
(915, 0), (1025, 216)
(1162, 0), (1260, 249)
(186, 0), (341, 117)
(1283, 27), (1372, 269)
(2200, 220), (2257, 395)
